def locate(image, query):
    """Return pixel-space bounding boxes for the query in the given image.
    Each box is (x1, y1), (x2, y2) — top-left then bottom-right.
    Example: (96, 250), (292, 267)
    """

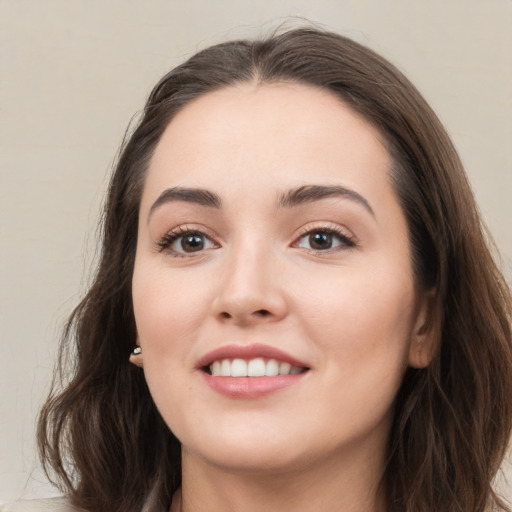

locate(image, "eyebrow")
(149, 186), (222, 219)
(148, 183), (374, 219)
(277, 185), (374, 216)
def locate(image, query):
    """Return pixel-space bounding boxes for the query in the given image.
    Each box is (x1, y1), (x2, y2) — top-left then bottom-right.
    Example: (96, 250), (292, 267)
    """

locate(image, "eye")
(294, 228), (355, 251)
(174, 232), (214, 253)
(158, 228), (217, 256)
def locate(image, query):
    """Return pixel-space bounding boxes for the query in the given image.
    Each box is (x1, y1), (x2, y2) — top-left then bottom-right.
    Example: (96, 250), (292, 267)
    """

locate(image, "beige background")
(1, 0), (511, 504)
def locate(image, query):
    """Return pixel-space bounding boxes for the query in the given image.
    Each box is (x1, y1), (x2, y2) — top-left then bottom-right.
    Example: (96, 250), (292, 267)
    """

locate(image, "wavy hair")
(38, 27), (512, 512)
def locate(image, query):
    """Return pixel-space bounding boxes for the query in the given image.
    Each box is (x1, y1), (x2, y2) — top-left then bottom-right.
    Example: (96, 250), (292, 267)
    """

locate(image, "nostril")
(254, 309), (271, 317)
(216, 308), (277, 323)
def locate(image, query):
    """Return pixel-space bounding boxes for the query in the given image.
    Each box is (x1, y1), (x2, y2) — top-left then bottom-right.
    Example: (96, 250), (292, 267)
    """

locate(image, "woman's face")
(132, 83), (432, 475)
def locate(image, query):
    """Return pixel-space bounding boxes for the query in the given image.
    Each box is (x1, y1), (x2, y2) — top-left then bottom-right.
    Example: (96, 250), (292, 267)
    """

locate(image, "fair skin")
(131, 82), (433, 512)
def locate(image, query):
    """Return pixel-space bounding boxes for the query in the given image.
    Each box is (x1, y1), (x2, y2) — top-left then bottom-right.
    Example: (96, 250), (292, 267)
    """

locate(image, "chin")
(188, 442), (310, 475)
(179, 422), (316, 474)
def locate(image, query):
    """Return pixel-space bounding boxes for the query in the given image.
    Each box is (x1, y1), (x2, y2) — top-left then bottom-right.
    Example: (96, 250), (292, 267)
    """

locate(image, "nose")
(211, 242), (288, 326)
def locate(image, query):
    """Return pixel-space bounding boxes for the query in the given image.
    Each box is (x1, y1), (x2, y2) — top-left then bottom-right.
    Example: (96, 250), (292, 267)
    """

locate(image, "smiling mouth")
(205, 358), (308, 377)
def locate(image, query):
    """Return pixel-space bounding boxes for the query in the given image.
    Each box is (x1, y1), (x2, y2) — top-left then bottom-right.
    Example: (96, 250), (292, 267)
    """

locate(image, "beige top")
(0, 498), (77, 512)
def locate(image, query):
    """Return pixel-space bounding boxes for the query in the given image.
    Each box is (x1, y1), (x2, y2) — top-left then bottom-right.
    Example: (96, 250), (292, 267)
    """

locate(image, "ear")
(408, 289), (439, 369)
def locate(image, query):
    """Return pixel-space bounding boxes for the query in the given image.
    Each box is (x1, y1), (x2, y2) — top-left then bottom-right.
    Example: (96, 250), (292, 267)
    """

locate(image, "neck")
(174, 444), (388, 512)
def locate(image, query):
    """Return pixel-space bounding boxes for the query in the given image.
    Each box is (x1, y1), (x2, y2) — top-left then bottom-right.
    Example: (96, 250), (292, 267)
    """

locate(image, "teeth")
(279, 362), (291, 374)
(266, 359), (279, 376)
(221, 359), (231, 376)
(231, 358), (247, 377)
(209, 358), (304, 377)
(211, 361), (221, 376)
(247, 358), (266, 377)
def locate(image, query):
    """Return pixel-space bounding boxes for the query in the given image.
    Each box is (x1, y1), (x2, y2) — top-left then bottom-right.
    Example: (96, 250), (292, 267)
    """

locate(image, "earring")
(129, 346), (143, 367)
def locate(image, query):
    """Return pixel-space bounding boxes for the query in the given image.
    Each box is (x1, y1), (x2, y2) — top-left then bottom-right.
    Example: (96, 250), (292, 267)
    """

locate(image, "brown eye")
(295, 229), (355, 251)
(179, 234), (206, 252)
(158, 229), (217, 256)
(308, 232), (333, 250)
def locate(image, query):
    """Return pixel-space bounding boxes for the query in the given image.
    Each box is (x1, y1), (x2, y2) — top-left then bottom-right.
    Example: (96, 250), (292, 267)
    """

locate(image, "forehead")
(145, 82), (391, 193)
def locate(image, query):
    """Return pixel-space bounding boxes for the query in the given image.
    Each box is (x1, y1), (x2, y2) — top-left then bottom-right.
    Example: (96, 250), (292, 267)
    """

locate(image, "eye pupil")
(181, 234), (204, 252)
(309, 232), (332, 250)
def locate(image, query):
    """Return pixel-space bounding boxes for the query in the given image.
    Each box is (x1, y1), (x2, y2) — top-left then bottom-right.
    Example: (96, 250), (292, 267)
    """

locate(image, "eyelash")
(157, 225), (217, 258)
(292, 225), (356, 253)
(156, 224), (356, 258)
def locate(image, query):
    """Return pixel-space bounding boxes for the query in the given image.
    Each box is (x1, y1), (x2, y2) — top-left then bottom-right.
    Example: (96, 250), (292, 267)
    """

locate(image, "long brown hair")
(38, 27), (512, 512)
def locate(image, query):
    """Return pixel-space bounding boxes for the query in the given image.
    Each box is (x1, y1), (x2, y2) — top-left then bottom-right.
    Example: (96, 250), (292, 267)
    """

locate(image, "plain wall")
(1, 0), (511, 503)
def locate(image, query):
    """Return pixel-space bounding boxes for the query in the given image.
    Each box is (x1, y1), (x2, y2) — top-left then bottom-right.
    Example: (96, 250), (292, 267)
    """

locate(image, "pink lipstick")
(197, 344), (309, 399)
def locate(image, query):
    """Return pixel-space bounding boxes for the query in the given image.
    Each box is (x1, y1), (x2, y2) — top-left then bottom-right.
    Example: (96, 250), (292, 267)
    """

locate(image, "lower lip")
(201, 372), (307, 399)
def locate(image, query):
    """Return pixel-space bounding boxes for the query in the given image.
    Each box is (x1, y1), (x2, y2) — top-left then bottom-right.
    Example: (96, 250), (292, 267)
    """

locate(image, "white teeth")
(266, 359), (279, 376)
(221, 359), (231, 377)
(209, 358), (305, 377)
(211, 361), (221, 376)
(247, 358), (266, 377)
(231, 358), (247, 377)
(278, 362), (292, 375)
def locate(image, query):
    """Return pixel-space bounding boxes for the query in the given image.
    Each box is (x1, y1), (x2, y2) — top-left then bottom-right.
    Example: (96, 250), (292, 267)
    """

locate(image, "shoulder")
(0, 497), (80, 512)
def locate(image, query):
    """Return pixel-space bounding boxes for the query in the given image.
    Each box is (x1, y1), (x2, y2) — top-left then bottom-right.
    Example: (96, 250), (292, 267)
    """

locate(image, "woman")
(35, 27), (512, 512)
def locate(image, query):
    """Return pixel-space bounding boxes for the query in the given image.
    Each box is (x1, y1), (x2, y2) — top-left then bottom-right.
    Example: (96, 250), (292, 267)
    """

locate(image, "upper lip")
(196, 343), (309, 370)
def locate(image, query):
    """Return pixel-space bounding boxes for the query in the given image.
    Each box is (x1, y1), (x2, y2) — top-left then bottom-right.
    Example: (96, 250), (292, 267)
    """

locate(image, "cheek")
(131, 261), (219, 425)
(132, 260), (213, 350)
(132, 262), (208, 429)
(294, 271), (415, 437)
(297, 261), (416, 376)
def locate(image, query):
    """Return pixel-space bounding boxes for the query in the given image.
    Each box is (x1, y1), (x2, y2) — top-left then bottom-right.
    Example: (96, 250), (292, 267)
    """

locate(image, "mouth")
(197, 344), (310, 398)
(204, 357), (307, 377)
